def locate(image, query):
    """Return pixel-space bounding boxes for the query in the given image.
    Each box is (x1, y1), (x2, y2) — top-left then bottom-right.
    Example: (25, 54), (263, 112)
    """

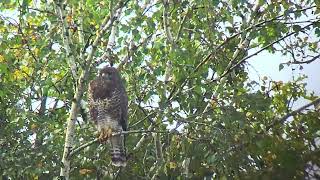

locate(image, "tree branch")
(117, 33), (154, 71)
(56, 1), (79, 80)
(285, 53), (320, 65)
(68, 130), (168, 158)
(174, 7), (191, 42)
(133, 125), (154, 151)
(193, 5), (317, 78)
(266, 98), (320, 131)
(219, 21), (318, 80)
(162, 0), (174, 45)
(220, 2), (261, 76)
(77, 0), (85, 49)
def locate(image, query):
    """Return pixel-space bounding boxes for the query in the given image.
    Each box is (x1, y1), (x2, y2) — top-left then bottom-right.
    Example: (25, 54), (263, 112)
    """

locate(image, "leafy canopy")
(0, 0), (320, 179)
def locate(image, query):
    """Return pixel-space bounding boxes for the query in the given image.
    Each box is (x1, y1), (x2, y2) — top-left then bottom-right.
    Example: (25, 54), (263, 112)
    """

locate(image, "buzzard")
(88, 66), (128, 167)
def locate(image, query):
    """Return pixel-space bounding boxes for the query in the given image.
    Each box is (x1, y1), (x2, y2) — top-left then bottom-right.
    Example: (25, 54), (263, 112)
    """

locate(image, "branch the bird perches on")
(68, 130), (169, 158)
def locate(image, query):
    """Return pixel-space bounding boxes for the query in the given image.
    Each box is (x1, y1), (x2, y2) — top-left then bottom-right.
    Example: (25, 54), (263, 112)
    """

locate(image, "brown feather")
(88, 66), (128, 166)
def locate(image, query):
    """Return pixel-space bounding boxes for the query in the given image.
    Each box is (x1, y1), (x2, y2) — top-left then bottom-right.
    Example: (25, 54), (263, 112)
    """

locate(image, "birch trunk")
(59, 1), (127, 178)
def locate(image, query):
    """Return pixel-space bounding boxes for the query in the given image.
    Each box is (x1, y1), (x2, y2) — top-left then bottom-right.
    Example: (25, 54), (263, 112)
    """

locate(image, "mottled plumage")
(88, 66), (128, 167)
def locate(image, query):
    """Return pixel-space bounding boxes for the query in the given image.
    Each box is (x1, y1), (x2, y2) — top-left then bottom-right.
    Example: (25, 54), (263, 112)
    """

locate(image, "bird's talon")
(98, 128), (113, 142)
(98, 128), (107, 142)
(107, 128), (112, 138)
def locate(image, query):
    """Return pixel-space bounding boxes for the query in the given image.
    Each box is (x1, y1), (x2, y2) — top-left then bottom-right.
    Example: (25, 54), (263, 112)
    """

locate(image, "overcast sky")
(248, 50), (320, 96)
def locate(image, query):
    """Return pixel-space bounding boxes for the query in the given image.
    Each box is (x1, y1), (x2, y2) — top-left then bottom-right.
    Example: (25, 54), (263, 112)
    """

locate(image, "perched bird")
(88, 66), (128, 167)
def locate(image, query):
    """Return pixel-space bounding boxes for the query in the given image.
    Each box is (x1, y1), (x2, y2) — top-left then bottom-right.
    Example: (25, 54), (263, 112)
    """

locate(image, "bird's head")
(98, 66), (120, 85)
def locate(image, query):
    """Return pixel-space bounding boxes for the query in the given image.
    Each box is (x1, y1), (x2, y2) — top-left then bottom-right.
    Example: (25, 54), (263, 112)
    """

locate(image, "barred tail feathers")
(110, 134), (126, 167)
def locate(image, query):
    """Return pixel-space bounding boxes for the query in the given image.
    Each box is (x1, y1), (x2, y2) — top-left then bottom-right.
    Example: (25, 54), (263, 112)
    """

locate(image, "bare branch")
(78, 0), (85, 47)
(28, 7), (56, 15)
(221, 2), (261, 75)
(174, 7), (190, 42)
(286, 53), (320, 65)
(133, 125), (154, 151)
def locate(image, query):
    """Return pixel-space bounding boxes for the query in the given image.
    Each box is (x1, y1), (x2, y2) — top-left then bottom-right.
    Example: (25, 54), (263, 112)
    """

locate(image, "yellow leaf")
(12, 66), (32, 80)
(0, 55), (4, 62)
(210, 99), (217, 108)
(169, 162), (176, 169)
(34, 48), (40, 56)
(30, 34), (37, 41)
(245, 112), (252, 118)
(79, 168), (93, 175)
(31, 124), (38, 131)
(13, 69), (23, 80)
(66, 15), (72, 24)
(14, 50), (21, 58)
(21, 65), (32, 76)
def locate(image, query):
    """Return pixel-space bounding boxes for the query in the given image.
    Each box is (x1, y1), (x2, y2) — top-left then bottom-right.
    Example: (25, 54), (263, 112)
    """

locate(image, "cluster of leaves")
(1, 0), (320, 179)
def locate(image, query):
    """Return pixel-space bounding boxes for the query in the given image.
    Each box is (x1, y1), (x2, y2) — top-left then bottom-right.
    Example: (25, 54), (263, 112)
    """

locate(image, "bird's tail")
(110, 134), (126, 167)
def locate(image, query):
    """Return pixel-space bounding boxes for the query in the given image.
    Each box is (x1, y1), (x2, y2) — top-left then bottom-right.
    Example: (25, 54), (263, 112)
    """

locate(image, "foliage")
(0, 0), (320, 179)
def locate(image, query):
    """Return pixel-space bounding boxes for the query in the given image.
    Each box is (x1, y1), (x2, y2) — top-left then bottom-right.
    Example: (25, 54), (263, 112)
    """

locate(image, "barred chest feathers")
(95, 90), (123, 131)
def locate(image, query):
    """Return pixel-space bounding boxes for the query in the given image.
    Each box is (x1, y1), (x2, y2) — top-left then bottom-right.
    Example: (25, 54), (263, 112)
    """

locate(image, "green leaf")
(279, 63), (284, 71)
(315, 28), (320, 37)
(292, 25), (301, 32)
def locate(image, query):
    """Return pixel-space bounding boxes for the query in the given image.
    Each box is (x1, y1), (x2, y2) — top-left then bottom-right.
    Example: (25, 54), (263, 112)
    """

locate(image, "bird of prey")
(88, 66), (128, 167)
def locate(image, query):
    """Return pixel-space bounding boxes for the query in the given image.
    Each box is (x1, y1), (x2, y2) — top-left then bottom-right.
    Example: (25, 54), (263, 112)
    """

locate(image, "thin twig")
(193, 5), (317, 78)
(286, 54), (320, 65)
(28, 7), (56, 15)
(219, 21), (318, 80)
(117, 33), (154, 70)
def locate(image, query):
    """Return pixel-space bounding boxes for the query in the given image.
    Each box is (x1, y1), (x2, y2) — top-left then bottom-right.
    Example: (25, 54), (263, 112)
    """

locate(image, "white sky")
(248, 50), (320, 96)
